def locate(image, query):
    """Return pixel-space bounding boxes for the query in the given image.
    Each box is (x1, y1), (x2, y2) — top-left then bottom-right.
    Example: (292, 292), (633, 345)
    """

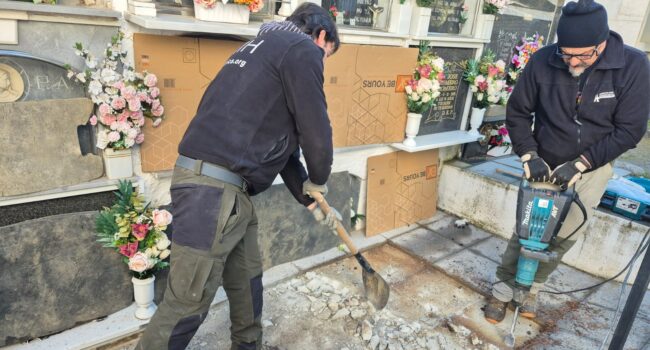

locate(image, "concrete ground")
(103, 212), (650, 350)
(617, 131), (650, 177)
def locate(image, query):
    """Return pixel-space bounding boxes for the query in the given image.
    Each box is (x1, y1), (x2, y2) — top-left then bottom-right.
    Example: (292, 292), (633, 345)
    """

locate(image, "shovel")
(309, 191), (390, 310)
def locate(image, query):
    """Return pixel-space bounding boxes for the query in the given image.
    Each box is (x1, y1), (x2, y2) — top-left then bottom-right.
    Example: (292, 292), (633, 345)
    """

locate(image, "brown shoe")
(484, 296), (508, 324)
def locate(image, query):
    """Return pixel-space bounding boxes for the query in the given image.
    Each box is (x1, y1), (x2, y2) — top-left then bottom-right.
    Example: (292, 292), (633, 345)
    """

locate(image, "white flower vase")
(132, 276), (157, 320)
(194, 2), (250, 24)
(403, 112), (423, 147)
(103, 148), (133, 179)
(277, 1), (292, 17)
(469, 107), (486, 137)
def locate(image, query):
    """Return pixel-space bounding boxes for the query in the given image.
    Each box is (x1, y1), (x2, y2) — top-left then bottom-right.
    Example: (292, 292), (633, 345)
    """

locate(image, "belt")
(176, 155), (247, 192)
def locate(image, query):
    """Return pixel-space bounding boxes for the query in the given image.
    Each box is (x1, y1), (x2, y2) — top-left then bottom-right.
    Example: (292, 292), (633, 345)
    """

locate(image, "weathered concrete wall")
(0, 98), (103, 196)
(437, 164), (649, 285)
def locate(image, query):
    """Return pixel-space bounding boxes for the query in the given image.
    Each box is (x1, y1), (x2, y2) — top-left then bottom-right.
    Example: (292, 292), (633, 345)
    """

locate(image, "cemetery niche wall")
(417, 47), (475, 135)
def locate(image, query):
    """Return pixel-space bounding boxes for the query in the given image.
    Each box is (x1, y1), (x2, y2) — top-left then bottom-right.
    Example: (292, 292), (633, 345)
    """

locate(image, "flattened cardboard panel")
(133, 34), (242, 172)
(324, 45), (418, 147)
(366, 149), (439, 236)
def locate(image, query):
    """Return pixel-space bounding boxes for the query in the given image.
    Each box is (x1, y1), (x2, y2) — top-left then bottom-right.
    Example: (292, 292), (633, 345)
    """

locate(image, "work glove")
(303, 179), (328, 197)
(521, 151), (551, 182)
(310, 206), (342, 231)
(550, 156), (591, 190)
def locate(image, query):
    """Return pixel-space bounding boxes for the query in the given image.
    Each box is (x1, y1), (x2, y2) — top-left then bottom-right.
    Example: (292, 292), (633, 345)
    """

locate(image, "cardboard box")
(133, 34), (243, 172)
(324, 45), (418, 147)
(366, 149), (438, 236)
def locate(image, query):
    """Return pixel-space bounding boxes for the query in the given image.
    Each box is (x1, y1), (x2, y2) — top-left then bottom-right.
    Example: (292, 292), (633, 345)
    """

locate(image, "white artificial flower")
(421, 94), (431, 103)
(100, 68), (117, 84)
(433, 58), (445, 71)
(405, 85), (413, 94)
(88, 80), (103, 96)
(159, 249), (171, 260)
(123, 69), (136, 82)
(433, 91), (441, 99)
(418, 78), (433, 91)
(85, 55), (97, 69)
(75, 72), (86, 83)
(495, 60), (506, 71)
(96, 130), (110, 149)
(470, 85), (478, 93)
(67, 70), (75, 79)
(416, 86), (424, 94)
(156, 238), (171, 250)
(410, 93), (420, 101)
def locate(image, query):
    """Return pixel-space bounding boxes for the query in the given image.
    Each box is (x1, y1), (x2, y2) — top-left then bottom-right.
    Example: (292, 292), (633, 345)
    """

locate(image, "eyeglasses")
(555, 46), (600, 61)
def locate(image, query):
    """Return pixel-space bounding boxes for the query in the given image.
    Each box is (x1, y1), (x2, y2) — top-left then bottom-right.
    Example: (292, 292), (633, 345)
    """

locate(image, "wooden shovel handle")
(309, 191), (359, 255)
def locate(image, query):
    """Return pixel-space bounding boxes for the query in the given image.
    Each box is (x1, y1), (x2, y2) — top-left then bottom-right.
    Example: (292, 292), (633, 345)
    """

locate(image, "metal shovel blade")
(362, 267), (390, 310)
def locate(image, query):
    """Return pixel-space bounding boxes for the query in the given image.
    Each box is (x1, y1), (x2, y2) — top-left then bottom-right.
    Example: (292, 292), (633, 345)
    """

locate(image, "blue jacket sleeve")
(506, 54), (539, 157)
(280, 149), (314, 206)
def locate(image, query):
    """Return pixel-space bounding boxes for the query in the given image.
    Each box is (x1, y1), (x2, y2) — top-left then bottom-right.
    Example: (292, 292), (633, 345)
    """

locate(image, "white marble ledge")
(410, 34), (489, 48)
(390, 130), (482, 152)
(0, 176), (139, 207)
(0, 2), (120, 19)
(125, 13), (263, 38)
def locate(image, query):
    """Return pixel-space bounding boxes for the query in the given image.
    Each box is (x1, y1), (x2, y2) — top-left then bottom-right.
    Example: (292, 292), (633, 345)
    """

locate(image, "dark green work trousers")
(137, 166), (263, 350)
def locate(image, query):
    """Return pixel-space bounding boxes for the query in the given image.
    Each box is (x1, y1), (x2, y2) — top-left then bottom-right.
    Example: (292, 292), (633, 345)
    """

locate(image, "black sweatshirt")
(178, 23), (333, 206)
(506, 32), (650, 170)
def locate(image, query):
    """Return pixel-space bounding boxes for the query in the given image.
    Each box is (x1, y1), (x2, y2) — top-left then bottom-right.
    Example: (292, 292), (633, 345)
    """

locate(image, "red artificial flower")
(437, 71), (445, 81)
(118, 241), (139, 258)
(478, 81), (489, 91)
(131, 223), (150, 241)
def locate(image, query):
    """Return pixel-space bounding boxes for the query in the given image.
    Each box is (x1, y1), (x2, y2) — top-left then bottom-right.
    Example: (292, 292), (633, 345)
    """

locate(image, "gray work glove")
(311, 206), (342, 231)
(303, 179), (328, 197)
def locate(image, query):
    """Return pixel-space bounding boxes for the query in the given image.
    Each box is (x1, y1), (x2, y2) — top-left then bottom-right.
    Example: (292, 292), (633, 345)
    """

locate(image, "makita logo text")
(363, 80), (396, 88)
(522, 201), (533, 226)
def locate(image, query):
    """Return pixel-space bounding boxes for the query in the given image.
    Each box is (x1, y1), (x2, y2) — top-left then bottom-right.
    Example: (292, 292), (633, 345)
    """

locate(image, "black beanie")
(557, 0), (609, 48)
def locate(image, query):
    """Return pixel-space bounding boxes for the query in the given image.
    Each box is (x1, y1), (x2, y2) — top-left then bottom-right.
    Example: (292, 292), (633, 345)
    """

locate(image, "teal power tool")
(504, 179), (587, 347)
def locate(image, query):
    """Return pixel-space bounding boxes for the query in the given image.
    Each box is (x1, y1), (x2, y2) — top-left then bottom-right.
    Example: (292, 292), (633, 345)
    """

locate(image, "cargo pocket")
(170, 183), (224, 251)
(169, 253), (215, 304)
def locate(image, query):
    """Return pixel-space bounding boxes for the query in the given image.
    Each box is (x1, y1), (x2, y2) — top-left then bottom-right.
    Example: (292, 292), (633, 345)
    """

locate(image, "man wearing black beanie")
(484, 0), (650, 324)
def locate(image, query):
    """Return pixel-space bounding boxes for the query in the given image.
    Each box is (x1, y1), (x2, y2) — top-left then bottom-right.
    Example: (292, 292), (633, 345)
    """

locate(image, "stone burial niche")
(0, 50), (132, 347)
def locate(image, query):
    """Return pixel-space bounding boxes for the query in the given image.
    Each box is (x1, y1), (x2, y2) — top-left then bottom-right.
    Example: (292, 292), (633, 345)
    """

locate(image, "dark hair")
(286, 2), (340, 54)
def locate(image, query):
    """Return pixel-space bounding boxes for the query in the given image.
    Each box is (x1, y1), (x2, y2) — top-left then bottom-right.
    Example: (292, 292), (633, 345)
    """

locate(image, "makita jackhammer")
(504, 179), (587, 347)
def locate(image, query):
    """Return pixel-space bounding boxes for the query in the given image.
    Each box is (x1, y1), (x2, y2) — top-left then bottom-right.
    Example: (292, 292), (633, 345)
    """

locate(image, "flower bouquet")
(96, 180), (172, 280)
(483, 0), (508, 14)
(194, 0), (263, 23)
(462, 50), (508, 136)
(462, 50), (508, 109)
(507, 33), (544, 89)
(402, 45), (446, 147)
(65, 31), (165, 151)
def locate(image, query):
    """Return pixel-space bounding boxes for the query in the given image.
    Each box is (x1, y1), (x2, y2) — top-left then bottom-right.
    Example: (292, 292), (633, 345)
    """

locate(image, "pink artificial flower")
(488, 66), (499, 78)
(498, 127), (509, 136)
(152, 209), (173, 228)
(101, 114), (117, 126)
(112, 81), (125, 90)
(150, 87), (160, 98)
(152, 105), (164, 117)
(108, 131), (121, 142)
(98, 103), (111, 117)
(144, 74), (158, 88)
(417, 64), (432, 78)
(128, 98), (141, 112)
(128, 252), (151, 273)
(152, 118), (163, 127)
(437, 71), (445, 82)
(135, 133), (145, 144)
(131, 223), (150, 241)
(117, 112), (128, 123)
(478, 80), (489, 91)
(121, 86), (137, 100)
(118, 242), (139, 258)
(89, 115), (98, 126)
(136, 115), (146, 127)
(111, 97), (126, 110)
(138, 92), (148, 102)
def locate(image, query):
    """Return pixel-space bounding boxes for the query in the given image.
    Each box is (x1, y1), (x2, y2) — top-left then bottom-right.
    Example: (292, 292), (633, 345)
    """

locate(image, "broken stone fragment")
(262, 319), (274, 328)
(368, 335), (380, 350)
(471, 334), (482, 345)
(311, 300), (327, 313)
(447, 322), (472, 338)
(306, 279), (322, 292)
(349, 298), (360, 306)
(361, 320), (373, 341)
(305, 272), (317, 279)
(351, 308), (367, 320)
(297, 286), (310, 294)
(317, 308), (332, 320)
(328, 302), (340, 312)
(332, 308), (351, 320)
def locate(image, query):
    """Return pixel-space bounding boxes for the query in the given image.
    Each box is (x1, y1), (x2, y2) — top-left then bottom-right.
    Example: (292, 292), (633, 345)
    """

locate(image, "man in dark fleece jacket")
(484, 0), (650, 324)
(136, 4), (340, 349)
